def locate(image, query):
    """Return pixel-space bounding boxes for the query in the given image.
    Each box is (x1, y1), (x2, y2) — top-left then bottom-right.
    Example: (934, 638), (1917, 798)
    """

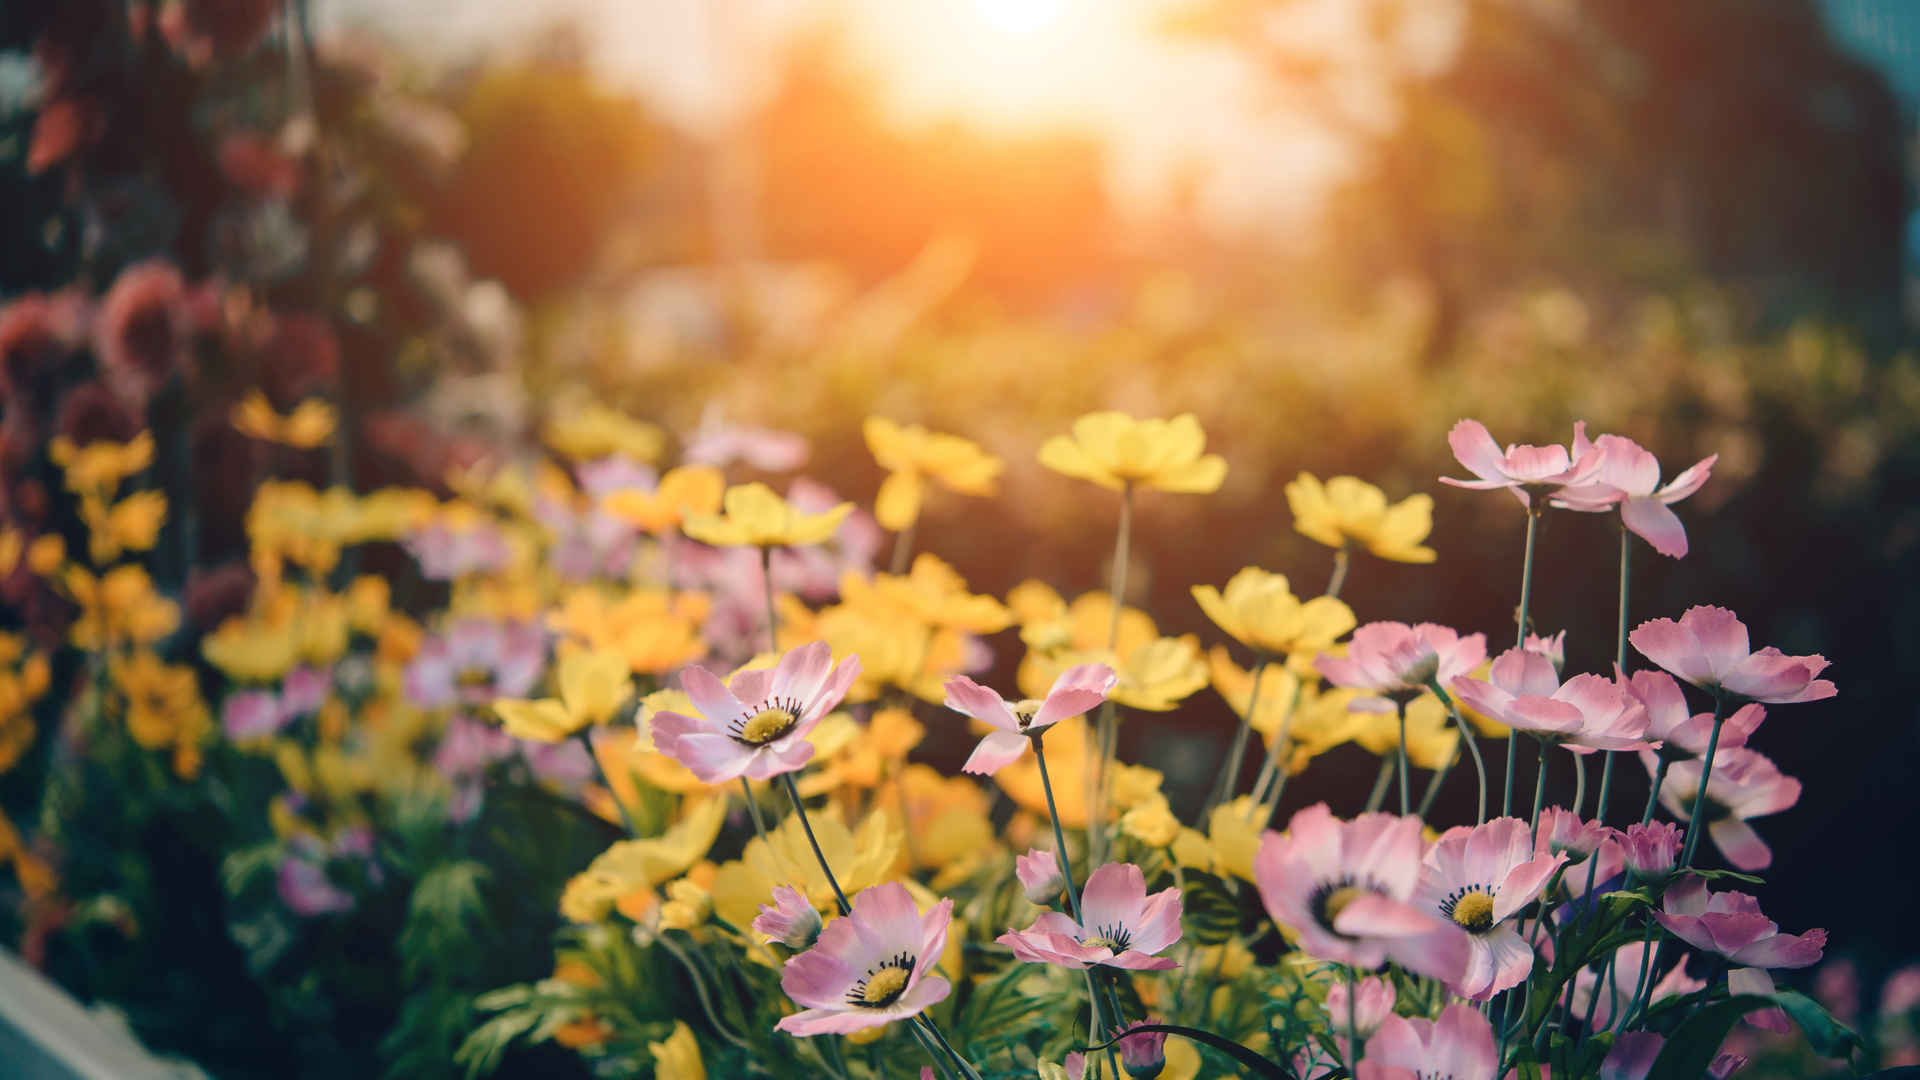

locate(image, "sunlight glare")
(974, 0), (1067, 36)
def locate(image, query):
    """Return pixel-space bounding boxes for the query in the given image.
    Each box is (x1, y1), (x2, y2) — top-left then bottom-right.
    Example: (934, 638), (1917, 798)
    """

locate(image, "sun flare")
(973, 0), (1067, 36)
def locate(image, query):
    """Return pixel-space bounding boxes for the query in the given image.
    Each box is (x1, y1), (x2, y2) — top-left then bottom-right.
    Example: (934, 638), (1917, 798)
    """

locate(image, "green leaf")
(1180, 870), (1242, 946)
(1647, 995), (1786, 1080)
(1772, 988), (1864, 1060)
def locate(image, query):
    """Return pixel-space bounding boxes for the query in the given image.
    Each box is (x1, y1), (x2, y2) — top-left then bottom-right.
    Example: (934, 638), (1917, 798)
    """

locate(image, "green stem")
(1245, 678), (1304, 822)
(1090, 481), (1134, 867)
(1528, 739), (1549, 847)
(1203, 654), (1268, 815)
(889, 515), (917, 576)
(1571, 750), (1587, 820)
(1677, 693), (1728, 870)
(916, 1015), (984, 1080)
(738, 776), (768, 839)
(1503, 506), (1542, 817)
(760, 545), (779, 654)
(1033, 737), (1085, 924)
(1427, 679), (1487, 824)
(778, 772), (850, 916)
(1640, 756), (1671, 826)
(1326, 544), (1350, 599)
(1395, 701), (1412, 814)
(909, 1019), (960, 1080)
(1362, 754), (1395, 813)
(1592, 525), (1632, 830)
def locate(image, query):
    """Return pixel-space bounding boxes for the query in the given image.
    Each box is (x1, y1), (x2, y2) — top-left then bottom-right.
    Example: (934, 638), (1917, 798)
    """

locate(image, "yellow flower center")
(1449, 890), (1496, 933)
(1012, 700), (1042, 729)
(736, 707), (798, 746)
(858, 966), (911, 1007)
(1321, 885), (1367, 926)
(455, 667), (493, 689)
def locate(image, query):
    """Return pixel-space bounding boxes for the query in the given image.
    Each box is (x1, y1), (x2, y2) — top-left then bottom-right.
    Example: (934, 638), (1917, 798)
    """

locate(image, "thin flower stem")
(916, 1015), (985, 1080)
(653, 932), (755, 1052)
(1203, 654), (1268, 815)
(1107, 481), (1133, 648)
(1245, 678), (1304, 818)
(1528, 740), (1550, 847)
(1345, 964), (1361, 1068)
(577, 730), (638, 837)
(1033, 737), (1086, 924)
(778, 772), (851, 916)
(1592, 526), (1632, 830)
(889, 516), (917, 576)
(1504, 506), (1542, 817)
(1413, 747), (1454, 820)
(1362, 754), (1395, 813)
(1677, 693), (1728, 869)
(1326, 544), (1350, 599)
(1090, 481), (1134, 867)
(1571, 750), (1587, 820)
(1426, 679), (1487, 824)
(738, 776), (768, 839)
(908, 1019), (961, 1080)
(1395, 700), (1411, 815)
(760, 545), (779, 654)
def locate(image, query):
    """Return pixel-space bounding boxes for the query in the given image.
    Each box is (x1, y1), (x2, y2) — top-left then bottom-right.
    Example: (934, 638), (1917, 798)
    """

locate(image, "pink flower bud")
(1016, 848), (1067, 906)
(1116, 1020), (1167, 1078)
(1623, 821), (1681, 880)
(751, 884), (822, 950)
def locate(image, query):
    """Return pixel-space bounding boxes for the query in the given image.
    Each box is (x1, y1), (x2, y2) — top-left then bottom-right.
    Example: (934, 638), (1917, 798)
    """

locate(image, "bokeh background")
(3, 0), (1919, 1072)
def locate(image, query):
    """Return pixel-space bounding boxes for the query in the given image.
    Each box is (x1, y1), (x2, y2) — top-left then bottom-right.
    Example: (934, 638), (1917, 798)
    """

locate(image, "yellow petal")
(875, 469), (923, 532)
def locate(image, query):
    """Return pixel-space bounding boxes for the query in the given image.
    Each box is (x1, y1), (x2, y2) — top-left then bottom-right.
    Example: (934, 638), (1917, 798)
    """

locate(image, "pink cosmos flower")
(683, 404), (810, 471)
(277, 854), (355, 917)
(404, 618), (544, 710)
(1572, 942), (1706, 1030)
(1881, 965), (1920, 1016)
(651, 641), (860, 784)
(532, 493), (638, 582)
(1441, 419), (1602, 507)
(574, 455), (657, 500)
(1316, 622), (1487, 712)
(1525, 629), (1567, 671)
(998, 862), (1182, 971)
(1558, 835), (1627, 901)
(1642, 747), (1800, 871)
(1355, 1003), (1497, 1080)
(1325, 976), (1396, 1061)
(1552, 426), (1717, 558)
(1450, 648), (1650, 752)
(944, 663), (1116, 775)
(753, 884), (824, 949)
(1622, 821), (1683, 880)
(1015, 848), (1067, 906)
(776, 882), (952, 1036)
(1253, 805), (1469, 981)
(1622, 669), (1765, 758)
(1655, 878), (1826, 970)
(404, 520), (513, 580)
(223, 689), (285, 740)
(1537, 807), (1617, 859)
(1630, 606), (1836, 704)
(1414, 817), (1567, 1000)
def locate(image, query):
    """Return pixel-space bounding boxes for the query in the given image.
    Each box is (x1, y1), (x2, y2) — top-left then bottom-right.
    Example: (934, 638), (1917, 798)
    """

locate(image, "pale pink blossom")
(222, 689), (285, 740)
(683, 404), (810, 471)
(1537, 807), (1617, 859)
(1552, 425), (1717, 558)
(652, 642), (860, 784)
(1655, 878), (1826, 970)
(403, 618), (544, 709)
(1573, 942), (1706, 1030)
(1316, 622), (1487, 712)
(1253, 805), (1469, 981)
(1622, 669), (1765, 758)
(1324, 976), (1396, 1061)
(998, 862), (1182, 971)
(1015, 848), (1067, 906)
(1622, 821), (1683, 880)
(1643, 747), (1800, 871)
(1450, 648), (1650, 752)
(1728, 967), (1793, 1033)
(1630, 606), (1836, 704)
(944, 663), (1116, 775)
(1441, 419), (1602, 507)
(1414, 817), (1566, 1000)
(1355, 1003), (1497, 1080)
(776, 882), (952, 1036)
(753, 885), (823, 949)
(1525, 629), (1567, 671)
(404, 520), (513, 580)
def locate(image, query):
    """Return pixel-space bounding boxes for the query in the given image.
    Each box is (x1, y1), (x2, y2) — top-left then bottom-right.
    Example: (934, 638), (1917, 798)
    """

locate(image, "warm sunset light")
(973, 0), (1067, 35)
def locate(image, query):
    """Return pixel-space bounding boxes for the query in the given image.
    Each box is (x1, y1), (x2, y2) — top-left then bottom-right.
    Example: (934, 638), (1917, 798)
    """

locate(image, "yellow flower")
(560, 797), (727, 923)
(1011, 585), (1157, 665)
(25, 534), (64, 576)
(1327, 694), (1460, 770)
(65, 565), (179, 650)
(1025, 635), (1207, 712)
(1121, 798), (1181, 848)
(1037, 412), (1227, 494)
(709, 808), (902, 928)
(544, 404), (666, 463)
(49, 432), (153, 493)
(112, 651), (210, 773)
(659, 877), (712, 930)
(863, 416), (1002, 531)
(1191, 568), (1355, 657)
(892, 764), (994, 882)
(231, 389), (337, 448)
(994, 715), (1096, 828)
(1286, 473), (1437, 564)
(494, 647), (632, 742)
(1109, 763), (1165, 811)
(1207, 646), (1304, 742)
(548, 588), (710, 675)
(837, 554), (1013, 634)
(602, 466), (727, 535)
(204, 613), (300, 682)
(1206, 797), (1263, 883)
(811, 604), (971, 704)
(345, 576), (391, 635)
(683, 482), (851, 548)
(648, 1021), (706, 1080)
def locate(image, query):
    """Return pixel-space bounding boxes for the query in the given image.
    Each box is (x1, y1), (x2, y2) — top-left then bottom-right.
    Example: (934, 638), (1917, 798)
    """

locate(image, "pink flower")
(776, 882), (952, 1036)
(1572, 943), (1706, 1030)
(1536, 807), (1616, 858)
(1325, 976), (1396, 1061)
(1316, 622), (1487, 711)
(1654, 878), (1826, 970)
(1355, 1003), (1497, 1080)
(1728, 967), (1793, 1033)
(683, 404), (810, 471)
(651, 641), (860, 784)
(1552, 426), (1717, 558)
(1643, 748), (1800, 871)
(1525, 629), (1567, 671)
(1440, 419), (1602, 507)
(277, 854), (355, 917)
(1015, 848), (1067, 906)
(753, 884), (823, 949)
(1622, 821), (1683, 880)
(1622, 669), (1765, 758)
(0, 290), (85, 397)
(1414, 818), (1567, 1000)
(1558, 835), (1627, 901)
(1116, 1020), (1168, 1075)
(998, 862), (1182, 971)
(404, 618), (545, 710)
(1253, 805), (1469, 981)
(222, 689), (284, 740)
(96, 261), (195, 404)
(1629, 606), (1836, 704)
(1880, 965), (1920, 1016)
(1450, 648), (1650, 753)
(282, 665), (330, 717)
(944, 663), (1116, 775)
(1600, 1032), (1666, 1080)
(404, 520), (513, 580)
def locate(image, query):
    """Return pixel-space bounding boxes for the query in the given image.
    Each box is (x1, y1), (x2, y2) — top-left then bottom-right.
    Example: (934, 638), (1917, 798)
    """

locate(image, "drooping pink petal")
(961, 730), (1030, 775)
(1658, 454), (1717, 503)
(1708, 818), (1773, 871)
(1621, 496), (1690, 558)
(942, 675), (1021, 733)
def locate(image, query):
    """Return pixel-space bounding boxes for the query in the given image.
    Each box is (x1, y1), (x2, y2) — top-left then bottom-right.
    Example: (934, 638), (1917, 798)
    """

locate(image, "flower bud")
(751, 884), (822, 950)
(1538, 807), (1615, 859)
(1116, 1021), (1167, 1079)
(1324, 975), (1396, 1039)
(1622, 821), (1681, 880)
(1016, 848), (1067, 906)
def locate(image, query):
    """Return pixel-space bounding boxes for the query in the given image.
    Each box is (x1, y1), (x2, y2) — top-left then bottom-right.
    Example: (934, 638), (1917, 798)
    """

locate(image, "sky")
(321, 0), (1918, 234)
